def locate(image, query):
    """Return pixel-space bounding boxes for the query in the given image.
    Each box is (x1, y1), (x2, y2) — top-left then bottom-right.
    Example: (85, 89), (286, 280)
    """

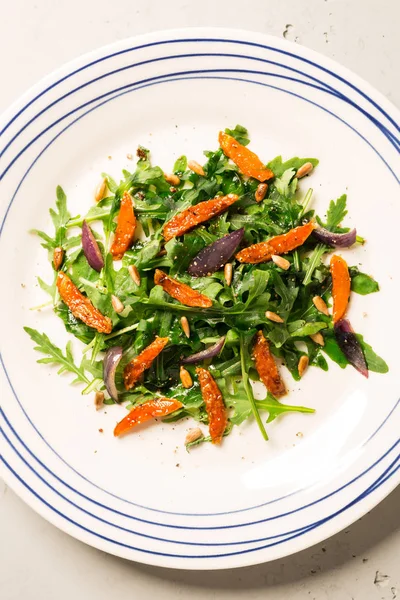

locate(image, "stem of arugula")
(303, 244), (327, 286)
(239, 334), (268, 441)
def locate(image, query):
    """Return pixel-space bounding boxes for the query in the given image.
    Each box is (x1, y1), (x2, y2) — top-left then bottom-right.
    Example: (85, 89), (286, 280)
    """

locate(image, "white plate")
(0, 28), (399, 570)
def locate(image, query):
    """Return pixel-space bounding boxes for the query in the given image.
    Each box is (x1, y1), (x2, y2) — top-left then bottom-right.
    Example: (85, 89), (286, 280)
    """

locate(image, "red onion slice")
(82, 220), (104, 272)
(188, 229), (244, 277)
(103, 346), (123, 400)
(334, 319), (368, 378)
(313, 226), (357, 248)
(182, 336), (225, 364)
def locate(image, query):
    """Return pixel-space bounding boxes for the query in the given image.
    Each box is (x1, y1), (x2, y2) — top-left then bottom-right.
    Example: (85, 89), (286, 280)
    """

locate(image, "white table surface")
(1, 1), (399, 598)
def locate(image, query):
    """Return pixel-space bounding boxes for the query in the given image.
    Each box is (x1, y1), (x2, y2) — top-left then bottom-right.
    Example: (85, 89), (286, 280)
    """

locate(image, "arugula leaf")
(350, 269), (379, 295)
(267, 156), (319, 178)
(356, 335), (388, 373)
(288, 321), (327, 337)
(317, 194), (348, 232)
(224, 124), (250, 146)
(239, 333), (268, 439)
(258, 393), (315, 423)
(24, 327), (90, 384)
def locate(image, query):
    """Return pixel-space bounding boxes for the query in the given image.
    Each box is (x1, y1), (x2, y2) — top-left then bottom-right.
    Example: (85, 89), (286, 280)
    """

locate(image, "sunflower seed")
(164, 172), (180, 186)
(298, 355), (309, 377)
(180, 366), (193, 388)
(128, 264), (141, 286)
(265, 310), (284, 323)
(188, 160), (205, 176)
(224, 263), (233, 286)
(111, 295), (124, 314)
(312, 295), (329, 316)
(180, 316), (190, 338)
(94, 391), (104, 410)
(94, 177), (107, 202)
(271, 254), (290, 270)
(255, 183), (268, 202)
(53, 247), (64, 270)
(185, 427), (203, 444)
(310, 332), (325, 346)
(296, 162), (314, 179)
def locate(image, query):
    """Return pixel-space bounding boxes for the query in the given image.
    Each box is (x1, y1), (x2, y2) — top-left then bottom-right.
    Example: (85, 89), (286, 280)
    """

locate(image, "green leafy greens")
(25, 126), (387, 447)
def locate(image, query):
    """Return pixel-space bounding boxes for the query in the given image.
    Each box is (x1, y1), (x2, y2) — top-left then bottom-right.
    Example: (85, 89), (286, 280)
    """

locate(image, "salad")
(26, 125), (388, 447)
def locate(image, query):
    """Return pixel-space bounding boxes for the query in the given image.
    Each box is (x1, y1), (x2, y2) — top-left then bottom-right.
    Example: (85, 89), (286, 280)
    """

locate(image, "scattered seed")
(94, 391), (104, 410)
(310, 332), (325, 346)
(255, 183), (268, 202)
(296, 162), (314, 179)
(188, 160), (205, 176)
(128, 264), (141, 286)
(164, 172), (180, 186)
(53, 247), (64, 270)
(180, 366), (193, 389)
(224, 263), (233, 286)
(180, 316), (190, 338)
(298, 355), (309, 377)
(94, 177), (107, 202)
(271, 254), (290, 270)
(312, 295), (329, 316)
(126, 153), (133, 160)
(169, 186), (177, 193)
(111, 294), (124, 314)
(296, 431), (303, 438)
(185, 427), (203, 444)
(265, 310), (284, 323)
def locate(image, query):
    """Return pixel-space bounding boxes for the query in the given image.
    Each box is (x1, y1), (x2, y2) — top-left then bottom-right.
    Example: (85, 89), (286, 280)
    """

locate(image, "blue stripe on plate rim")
(1, 443), (398, 558)
(0, 48), (399, 169)
(1, 50), (399, 178)
(0, 67), (399, 528)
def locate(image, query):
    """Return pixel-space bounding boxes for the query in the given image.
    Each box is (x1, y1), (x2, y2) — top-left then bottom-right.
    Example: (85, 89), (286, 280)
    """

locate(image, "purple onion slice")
(188, 229), (244, 277)
(334, 319), (368, 378)
(82, 220), (104, 272)
(103, 346), (123, 400)
(182, 336), (226, 364)
(313, 226), (357, 248)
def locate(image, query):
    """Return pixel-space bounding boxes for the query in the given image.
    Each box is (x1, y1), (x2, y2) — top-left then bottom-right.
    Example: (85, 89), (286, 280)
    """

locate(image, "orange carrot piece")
(110, 191), (136, 260)
(163, 194), (239, 242)
(330, 255), (351, 323)
(218, 131), (274, 182)
(56, 272), (112, 334)
(196, 368), (227, 444)
(236, 222), (315, 264)
(123, 337), (169, 390)
(252, 331), (286, 398)
(114, 398), (183, 437)
(154, 270), (213, 308)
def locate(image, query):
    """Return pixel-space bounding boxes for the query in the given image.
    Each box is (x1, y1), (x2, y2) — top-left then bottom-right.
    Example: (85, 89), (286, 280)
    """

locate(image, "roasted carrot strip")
(236, 222), (315, 264)
(163, 194), (239, 242)
(252, 331), (286, 398)
(114, 398), (183, 437)
(218, 131), (274, 182)
(110, 191), (136, 260)
(123, 337), (169, 390)
(330, 255), (351, 323)
(56, 272), (112, 334)
(154, 270), (213, 308)
(196, 368), (227, 444)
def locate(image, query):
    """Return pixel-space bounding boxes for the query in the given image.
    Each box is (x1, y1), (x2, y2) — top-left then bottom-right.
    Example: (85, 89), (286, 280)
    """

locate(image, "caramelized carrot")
(163, 194), (239, 242)
(114, 398), (183, 437)
(123, 337), (169, 390)
(196, 368), (227, 444)
(56, 272), (112, 334)
(218, 131), (274, 182)
(154, 270), (212, 308)
(252, 331), (286, 398)
(236, 222), (315, 264)
(330, 255), (351, 323)
(110, 191), (136, 260)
